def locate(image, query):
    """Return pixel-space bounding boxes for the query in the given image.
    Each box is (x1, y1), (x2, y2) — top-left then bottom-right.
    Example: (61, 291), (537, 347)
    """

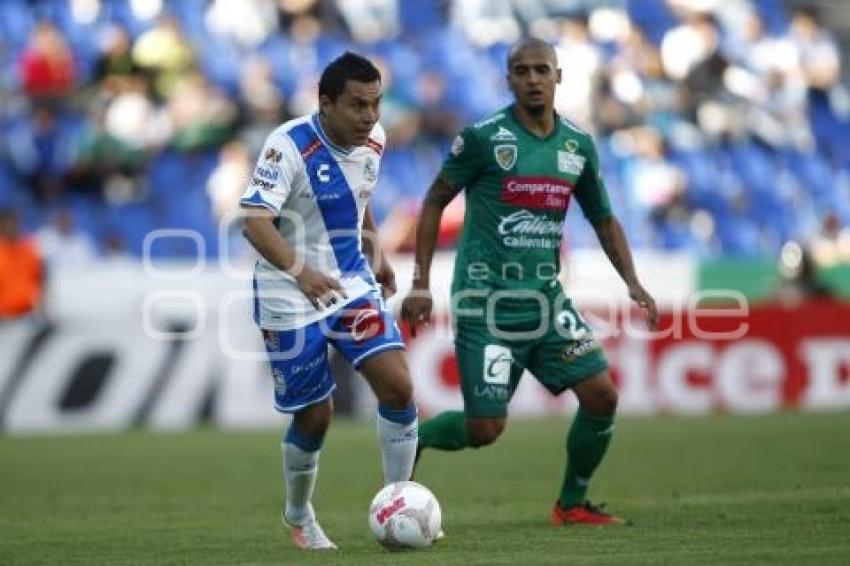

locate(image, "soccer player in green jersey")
(401, 38), (658, 525)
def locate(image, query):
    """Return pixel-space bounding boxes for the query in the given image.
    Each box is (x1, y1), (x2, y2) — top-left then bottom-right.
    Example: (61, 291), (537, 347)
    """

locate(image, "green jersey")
(440, 105), (613, 325)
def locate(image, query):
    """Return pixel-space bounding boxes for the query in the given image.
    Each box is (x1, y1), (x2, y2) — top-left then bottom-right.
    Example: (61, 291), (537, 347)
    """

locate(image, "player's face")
(507, 48), (561, 115)
(320, 80), (382, 147)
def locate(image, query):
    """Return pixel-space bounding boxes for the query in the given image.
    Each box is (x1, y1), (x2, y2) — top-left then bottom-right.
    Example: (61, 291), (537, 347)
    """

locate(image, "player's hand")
(628, 283), (658, 331)
(373, 255), (397, 299)
(401, 288), (433, 338)
(294, 266), (347, 310)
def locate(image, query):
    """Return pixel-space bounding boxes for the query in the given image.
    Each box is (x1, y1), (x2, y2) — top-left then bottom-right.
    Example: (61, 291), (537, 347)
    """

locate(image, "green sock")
(418, 411), (469, 451)
(558, 409), (615, 508)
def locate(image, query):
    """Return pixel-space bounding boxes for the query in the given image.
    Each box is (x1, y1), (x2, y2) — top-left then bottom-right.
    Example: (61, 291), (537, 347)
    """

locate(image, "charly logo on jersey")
(364, 156), (377, 182)
(316, 163), (331, 183)
(497, 210), (563, 249)
(557, 151), (585, 176)
(490, 126), (517, 142)
(483, 344), (512, 385)
(494, 144), (517, 170)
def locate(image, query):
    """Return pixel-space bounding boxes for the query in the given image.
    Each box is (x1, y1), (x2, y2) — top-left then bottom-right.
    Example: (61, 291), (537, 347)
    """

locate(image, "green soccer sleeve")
(573, 139), (613, 224)
(439, 127), (486, 189)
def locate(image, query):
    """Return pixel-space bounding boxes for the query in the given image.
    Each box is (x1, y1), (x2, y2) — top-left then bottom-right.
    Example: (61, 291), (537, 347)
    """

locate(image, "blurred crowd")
(1, 0), (850, 273)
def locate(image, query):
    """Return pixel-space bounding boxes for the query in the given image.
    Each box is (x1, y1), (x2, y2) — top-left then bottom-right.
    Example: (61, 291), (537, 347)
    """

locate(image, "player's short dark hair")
(318, 52), (381, 102)
(507, 38), (557, 70)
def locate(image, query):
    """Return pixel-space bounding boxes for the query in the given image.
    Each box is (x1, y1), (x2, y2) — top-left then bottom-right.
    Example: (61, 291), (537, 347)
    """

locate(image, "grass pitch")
(2, 412), (849, 565)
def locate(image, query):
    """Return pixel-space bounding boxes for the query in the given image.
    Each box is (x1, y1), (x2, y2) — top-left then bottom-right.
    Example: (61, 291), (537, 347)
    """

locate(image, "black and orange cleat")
(550, 501), (625, 525)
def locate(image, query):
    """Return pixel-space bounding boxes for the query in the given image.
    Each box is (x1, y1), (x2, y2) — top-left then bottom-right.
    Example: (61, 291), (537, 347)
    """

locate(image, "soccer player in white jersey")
(240, 52), (418, 551)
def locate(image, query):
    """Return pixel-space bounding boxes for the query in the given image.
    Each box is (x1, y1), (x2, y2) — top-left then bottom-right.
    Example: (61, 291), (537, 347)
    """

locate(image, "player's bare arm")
(242, 206), (346, 308)
(591, 216), (658, 329)
(362, 204), (396, 298)
(400, 174), (462, 336)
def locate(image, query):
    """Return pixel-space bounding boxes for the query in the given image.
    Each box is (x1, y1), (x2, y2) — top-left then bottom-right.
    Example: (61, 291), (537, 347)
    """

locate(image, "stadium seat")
(0, 0), (842, 265)
(626, 0), (677, 45)
(0, 0), (34, 52)
(753, 0), (790, 35)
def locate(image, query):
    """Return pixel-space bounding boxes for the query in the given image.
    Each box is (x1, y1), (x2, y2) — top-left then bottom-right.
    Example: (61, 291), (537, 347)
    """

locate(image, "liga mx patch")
(557, 151), (585, 175)
(264, 146), (283, 164)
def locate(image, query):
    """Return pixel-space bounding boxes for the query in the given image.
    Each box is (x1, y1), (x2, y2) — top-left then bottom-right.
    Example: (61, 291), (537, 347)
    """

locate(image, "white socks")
(282, 403), (418, 526)
(376, 410), (419, 484)
(282, 441), (319, 525)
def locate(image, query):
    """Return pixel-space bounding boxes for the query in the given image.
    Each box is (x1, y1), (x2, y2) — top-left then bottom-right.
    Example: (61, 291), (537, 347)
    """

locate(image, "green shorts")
(454, 300), (608, 418)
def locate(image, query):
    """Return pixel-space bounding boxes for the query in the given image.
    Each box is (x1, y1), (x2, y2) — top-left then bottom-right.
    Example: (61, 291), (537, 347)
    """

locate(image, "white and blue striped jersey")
(240, 114), (386, 330)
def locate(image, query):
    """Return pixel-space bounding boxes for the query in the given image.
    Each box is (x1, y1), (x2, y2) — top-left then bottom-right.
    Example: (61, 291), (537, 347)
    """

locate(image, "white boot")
(283, 504), (338, 550)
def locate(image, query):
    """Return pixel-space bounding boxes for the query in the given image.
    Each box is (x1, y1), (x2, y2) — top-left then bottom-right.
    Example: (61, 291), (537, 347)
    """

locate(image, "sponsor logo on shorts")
(483, 344), (512, 385)
(474, 384), (510, 400)
(341, 304), (386, 343)
(291, 354), (325, 375)
(562, 338), (600, 361)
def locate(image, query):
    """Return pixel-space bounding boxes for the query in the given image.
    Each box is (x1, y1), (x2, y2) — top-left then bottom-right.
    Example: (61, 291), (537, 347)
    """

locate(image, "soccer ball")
(368, 481), (442, 549)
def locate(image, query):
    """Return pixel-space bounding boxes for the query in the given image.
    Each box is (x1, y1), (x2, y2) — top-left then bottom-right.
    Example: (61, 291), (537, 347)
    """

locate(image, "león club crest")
(494, 144), (517, 170)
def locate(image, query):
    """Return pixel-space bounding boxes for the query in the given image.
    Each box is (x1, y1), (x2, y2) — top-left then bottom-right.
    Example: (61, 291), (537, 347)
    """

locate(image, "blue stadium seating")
(3, 0), (848, 259)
